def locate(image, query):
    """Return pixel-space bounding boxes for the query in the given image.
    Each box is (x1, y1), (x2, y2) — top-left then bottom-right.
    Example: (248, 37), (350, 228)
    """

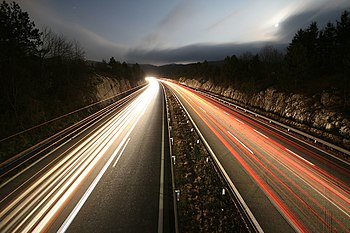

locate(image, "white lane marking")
(285, 148), (315, 166)
(57, 135), (130, 233)
(199, 107), (206, 113)
(158, 100), (165, 233)
(273, 153), (350, 219)
(235, 118), (245, 124)
(253, 129), (269, 139)
(6, 101), (139, 232)
(0, 108), (117, 191)
(173, 91), (263, 232)
(58, 90), (153, 233)
(223, 111), (229, 115)
(113, 138), (130, 167)
(227, 131), (254, 154)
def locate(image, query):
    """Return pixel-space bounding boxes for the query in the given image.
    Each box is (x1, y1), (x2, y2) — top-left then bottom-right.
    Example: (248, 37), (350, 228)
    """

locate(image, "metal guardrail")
(167, 86), (264, 233)
(0, 83), (147, 144)
(0, 84), (148, 181)
(160, 84), (179, 233)
(195, 89), (350, 163)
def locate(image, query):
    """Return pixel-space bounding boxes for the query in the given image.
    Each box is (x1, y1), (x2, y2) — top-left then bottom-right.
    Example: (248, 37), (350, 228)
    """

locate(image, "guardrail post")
(175, 190), (180, 202)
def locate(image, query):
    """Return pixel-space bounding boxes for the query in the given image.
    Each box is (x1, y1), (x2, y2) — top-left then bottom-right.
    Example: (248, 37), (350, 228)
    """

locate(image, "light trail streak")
(58, 100), (146, 233)
(285, 148), (315, 167)
(165, 81), (350, 233)
(0, 81), (159, 232)
(253, 129), (269, 139)
(56, 135), (131, 233)
(234, 118), (245, 124)
(227, 131), (254, 154)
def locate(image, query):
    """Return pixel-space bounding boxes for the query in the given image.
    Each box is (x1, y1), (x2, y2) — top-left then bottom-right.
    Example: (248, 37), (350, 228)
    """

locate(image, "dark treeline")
(0, 1), (144, 140)
(94, 56), (144, 83)
(161, 10), (350, 107)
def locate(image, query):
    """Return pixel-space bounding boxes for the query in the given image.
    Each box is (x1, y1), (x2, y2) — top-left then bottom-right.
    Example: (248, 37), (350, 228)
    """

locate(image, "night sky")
(15, 0), (350, 64)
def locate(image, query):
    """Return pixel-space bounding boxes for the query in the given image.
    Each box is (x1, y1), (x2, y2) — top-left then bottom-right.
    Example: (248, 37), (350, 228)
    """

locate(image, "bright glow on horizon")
(0, 79), (160, 231)
(145, 76), (157, 82)
(145, 77), (159, 94)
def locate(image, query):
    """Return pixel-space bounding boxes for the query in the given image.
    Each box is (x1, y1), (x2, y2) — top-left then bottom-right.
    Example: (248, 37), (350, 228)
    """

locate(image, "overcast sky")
(14, 0), (350, 65)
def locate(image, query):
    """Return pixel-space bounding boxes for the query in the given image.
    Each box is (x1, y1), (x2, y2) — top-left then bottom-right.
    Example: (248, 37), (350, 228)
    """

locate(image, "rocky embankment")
(0, 74), (143, 163)
(179, 78), (350, 151)
(92, 74), (135, 101)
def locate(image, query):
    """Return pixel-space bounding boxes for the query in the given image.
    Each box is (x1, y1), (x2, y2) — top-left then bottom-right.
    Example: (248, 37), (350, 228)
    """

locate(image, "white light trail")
(0, 82), (159, 232)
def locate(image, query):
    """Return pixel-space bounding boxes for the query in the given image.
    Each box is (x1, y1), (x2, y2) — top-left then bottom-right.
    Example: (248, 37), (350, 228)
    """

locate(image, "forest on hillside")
(0, 1), (144, 140)
(157, 11), (350, 113)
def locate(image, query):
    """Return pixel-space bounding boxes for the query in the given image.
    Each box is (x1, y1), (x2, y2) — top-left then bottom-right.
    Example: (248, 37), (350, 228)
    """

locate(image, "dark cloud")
(158, 0), (197, 29)
(127, 4), (350, 65)
(17, 0), (350, 64)
(126, 42), (287, 65)
(275, 5), (350, 42)
(136, 0), (198, 50)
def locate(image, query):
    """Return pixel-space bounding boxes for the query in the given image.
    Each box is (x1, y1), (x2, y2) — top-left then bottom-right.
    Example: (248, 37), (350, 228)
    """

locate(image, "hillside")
(144, 11), (350, 150)
(0, 2), (145, 160)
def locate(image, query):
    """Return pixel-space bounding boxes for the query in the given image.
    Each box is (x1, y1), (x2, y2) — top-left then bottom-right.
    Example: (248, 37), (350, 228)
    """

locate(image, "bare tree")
(40, 28), (84, 61)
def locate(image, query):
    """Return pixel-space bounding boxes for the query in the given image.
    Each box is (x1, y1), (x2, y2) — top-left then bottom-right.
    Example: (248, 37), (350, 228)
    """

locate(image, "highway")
(1, 77), (349, 233)
(0, 79), (172, 232)
(163, 81), (350, 233)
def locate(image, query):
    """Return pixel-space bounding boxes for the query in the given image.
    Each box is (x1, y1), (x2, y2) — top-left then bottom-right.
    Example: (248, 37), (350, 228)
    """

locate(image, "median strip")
(164, 86), (250, 232)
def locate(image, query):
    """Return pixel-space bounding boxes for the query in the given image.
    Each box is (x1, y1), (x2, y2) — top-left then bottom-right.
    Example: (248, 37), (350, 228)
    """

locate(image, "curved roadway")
(0, 80), (173, 232)
(164, 80), (350, 233)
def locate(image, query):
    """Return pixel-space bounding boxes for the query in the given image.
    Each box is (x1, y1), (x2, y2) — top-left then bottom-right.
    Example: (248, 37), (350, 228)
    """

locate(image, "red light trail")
(165, 81), (350, 233)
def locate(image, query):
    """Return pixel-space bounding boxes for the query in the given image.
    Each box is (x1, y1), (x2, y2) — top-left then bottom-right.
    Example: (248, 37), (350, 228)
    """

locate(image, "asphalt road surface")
(164, 80), (350, 233)
(0, 80), (173, 233)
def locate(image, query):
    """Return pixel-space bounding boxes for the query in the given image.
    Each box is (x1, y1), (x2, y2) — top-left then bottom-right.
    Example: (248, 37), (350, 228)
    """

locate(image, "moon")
(274, 23), (279, 28)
